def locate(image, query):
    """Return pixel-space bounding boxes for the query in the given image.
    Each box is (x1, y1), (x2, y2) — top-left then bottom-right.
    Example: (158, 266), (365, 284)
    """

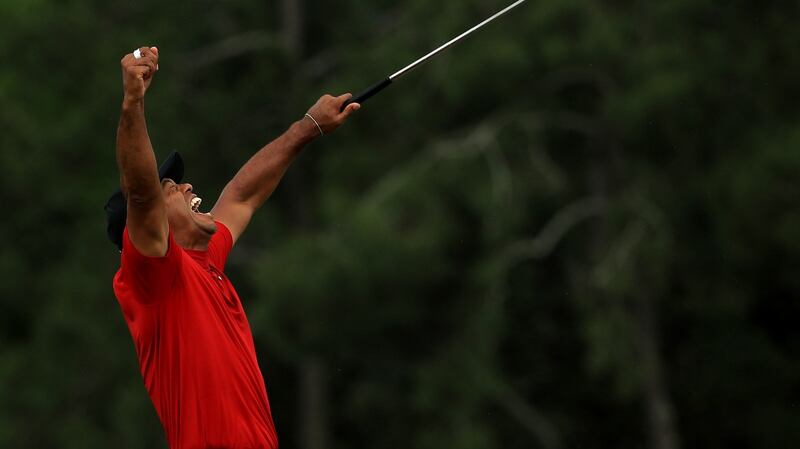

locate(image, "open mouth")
(190, 196), (202, 213)
(189, 195), (213, 217)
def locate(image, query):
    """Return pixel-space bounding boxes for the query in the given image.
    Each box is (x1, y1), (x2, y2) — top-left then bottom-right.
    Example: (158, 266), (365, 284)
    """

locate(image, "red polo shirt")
(113, 222), (278, 449)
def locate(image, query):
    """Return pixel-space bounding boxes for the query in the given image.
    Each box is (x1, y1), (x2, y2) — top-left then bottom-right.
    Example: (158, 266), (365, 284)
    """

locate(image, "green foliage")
(1, 0), (799, 448)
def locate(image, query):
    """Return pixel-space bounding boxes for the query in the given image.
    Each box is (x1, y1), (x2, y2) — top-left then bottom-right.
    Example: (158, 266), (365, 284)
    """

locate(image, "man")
(105, 46), (359, 449)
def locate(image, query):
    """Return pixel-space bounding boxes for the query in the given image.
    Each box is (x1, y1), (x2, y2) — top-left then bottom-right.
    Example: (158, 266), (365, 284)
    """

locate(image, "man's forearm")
(116, 98), (161, 202)
(222, 117), (320, 209)
(211, 94), (357, 241)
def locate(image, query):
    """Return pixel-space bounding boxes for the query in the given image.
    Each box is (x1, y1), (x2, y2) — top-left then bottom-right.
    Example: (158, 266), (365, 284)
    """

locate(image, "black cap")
(104, 151), (184, 250)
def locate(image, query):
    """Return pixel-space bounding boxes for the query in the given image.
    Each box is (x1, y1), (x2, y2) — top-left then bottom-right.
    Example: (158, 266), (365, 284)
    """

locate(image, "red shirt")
(113, 223), (278, 449)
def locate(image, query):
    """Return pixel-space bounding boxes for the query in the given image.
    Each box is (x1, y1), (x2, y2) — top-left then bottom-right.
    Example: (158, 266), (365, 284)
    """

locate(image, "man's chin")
(193, 213), (218, 234)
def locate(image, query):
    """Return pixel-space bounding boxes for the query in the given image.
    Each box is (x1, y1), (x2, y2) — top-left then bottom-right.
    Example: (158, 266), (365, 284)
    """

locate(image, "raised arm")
(117, 46), (168, 257)
(211, 94), (360, 243)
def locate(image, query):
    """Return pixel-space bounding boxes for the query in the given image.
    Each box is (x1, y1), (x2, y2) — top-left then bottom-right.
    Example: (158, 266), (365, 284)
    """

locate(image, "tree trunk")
(638, 295), (681, 449)
(299, 357), (328, 449)
(281, 0), (303, 59)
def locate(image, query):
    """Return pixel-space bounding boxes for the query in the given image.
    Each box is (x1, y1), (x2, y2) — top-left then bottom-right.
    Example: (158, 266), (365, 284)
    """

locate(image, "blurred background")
(1, 0), (799, 448)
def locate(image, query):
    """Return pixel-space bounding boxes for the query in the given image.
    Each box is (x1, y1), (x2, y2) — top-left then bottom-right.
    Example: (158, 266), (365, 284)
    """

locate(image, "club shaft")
(390, 0), (528, 80)
(340, 0), (528, 111)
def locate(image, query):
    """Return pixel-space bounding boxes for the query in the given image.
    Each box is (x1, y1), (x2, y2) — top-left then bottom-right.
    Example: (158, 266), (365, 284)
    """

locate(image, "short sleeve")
(207, 221), (234, 271)
(119, 227), (183, 303)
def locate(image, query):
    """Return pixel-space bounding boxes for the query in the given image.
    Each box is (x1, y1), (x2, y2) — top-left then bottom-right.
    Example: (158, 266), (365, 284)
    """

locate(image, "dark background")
(1, 1), (799, 448)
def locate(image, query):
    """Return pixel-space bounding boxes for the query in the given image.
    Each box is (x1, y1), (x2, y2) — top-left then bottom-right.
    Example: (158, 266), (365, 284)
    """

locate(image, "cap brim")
(158, 151), (184, 184)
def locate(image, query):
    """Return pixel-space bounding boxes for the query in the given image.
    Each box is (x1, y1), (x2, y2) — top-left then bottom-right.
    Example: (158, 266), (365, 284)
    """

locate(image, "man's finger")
(335, 93), (353, 104)
(123, 47), (157, 65)
(340, 102), (361, 117)
(131, 47), (159, 64)
(333, 93), (353, 109)
(130, 59), (157, 78)
(127, 65), (152, 80)
(139, 47), (159, 65)
(131, 47), (147, 61)
(137, 46), (153, 58)
(131, 55), (157, 69)
(150, 46), (160, 69)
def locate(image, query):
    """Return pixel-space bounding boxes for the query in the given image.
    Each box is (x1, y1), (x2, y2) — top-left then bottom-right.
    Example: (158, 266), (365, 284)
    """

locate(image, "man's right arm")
(117, 46), (168, 257)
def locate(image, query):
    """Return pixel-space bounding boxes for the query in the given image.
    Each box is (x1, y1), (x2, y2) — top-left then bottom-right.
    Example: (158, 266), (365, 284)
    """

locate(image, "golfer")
(105, 46), (359, 449)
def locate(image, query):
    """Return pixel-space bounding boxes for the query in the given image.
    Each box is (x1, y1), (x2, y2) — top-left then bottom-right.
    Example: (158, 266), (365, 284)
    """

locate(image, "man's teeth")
(191, 197), (202, 212)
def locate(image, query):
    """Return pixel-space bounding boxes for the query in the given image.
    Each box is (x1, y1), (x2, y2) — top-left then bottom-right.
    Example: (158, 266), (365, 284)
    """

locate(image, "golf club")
(341, 0), (529, 112)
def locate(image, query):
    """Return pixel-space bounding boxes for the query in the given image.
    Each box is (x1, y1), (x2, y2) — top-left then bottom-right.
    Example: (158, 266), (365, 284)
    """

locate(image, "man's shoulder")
(120, 227), (186, 268)
(114, 231), (191, 305)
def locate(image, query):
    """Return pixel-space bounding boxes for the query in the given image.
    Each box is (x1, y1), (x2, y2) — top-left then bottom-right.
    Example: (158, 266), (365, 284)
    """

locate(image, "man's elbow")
(222, 180), (251, 204)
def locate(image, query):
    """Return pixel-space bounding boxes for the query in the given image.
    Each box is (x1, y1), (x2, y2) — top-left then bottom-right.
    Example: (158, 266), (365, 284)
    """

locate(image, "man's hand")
(305, 93), (360, 135)
(121, 46), (160, 103)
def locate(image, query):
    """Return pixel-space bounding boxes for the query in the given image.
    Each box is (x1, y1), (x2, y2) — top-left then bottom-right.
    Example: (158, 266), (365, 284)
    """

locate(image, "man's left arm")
(211, 93), (359, 243)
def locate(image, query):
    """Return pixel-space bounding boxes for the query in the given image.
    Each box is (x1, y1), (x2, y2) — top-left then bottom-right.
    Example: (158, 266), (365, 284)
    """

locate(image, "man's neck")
(172, 228), (213, 251)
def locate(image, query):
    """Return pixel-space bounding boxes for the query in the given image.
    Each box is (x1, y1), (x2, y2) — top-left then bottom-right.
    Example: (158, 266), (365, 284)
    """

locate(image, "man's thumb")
(343, 103), (361, 115)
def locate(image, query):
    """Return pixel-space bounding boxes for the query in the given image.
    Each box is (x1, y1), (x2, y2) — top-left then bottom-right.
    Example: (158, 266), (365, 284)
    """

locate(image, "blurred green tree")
(1, 1), (798, 448)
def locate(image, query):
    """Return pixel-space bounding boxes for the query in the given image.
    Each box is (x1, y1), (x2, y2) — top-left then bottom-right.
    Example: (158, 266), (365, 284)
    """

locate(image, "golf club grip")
(340, 78), (393, 112)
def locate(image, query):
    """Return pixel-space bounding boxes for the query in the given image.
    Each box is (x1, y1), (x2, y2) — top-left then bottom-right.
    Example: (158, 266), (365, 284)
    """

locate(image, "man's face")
(161, 178), (217, 240)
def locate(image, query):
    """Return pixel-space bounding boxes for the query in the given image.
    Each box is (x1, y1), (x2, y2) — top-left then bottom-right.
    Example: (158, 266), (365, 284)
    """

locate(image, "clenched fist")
(305, 94), (361, 136)
(121, 46), (159, 102)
